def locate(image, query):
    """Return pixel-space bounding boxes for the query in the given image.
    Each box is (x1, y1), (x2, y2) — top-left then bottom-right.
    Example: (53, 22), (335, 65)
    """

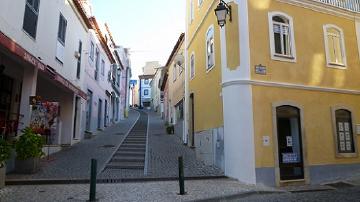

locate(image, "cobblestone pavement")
(146, 110), (223, 177)
(228, 185), (360, 202)
(0, 179), (276, 202)
(6, 110), (139, 180)
(100, 110), (224, 179)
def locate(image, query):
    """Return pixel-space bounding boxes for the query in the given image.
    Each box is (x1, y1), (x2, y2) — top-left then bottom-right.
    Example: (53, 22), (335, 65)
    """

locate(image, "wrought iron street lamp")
(214, 0), (232, 28)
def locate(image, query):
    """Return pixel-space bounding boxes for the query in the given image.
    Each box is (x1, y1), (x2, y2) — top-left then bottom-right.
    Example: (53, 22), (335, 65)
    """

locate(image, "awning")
(0, 31), (87, 99)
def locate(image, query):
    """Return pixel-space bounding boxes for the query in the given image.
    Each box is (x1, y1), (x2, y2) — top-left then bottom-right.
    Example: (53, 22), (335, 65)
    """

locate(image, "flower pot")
(0, 166), (5, 189)
(15, 157), (40, 174)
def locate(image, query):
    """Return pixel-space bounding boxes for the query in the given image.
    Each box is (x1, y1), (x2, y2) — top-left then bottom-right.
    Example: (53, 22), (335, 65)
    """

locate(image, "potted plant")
(0, 138), (11, 188)
(165, 123), (175, 134)
(15, 127), (45, 174)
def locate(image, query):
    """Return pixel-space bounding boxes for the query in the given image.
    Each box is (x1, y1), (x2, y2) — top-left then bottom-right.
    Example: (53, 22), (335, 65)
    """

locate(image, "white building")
(83, 16), (116, 135)
(151, 66), (163, 114)
(0, 0), (91, 150)
(138, 61), (160, 108)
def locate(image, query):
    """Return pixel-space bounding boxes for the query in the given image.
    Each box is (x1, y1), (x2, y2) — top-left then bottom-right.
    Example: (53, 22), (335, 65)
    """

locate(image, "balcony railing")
(313, 0), (360, 12)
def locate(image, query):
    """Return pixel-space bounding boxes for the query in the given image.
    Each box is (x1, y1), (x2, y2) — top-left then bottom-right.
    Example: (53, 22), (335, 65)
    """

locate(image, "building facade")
(138, 61), (160, 108)
(151, 66), (163, 114)
(185, 0), (360, 186)
(0, 0), (90, 153)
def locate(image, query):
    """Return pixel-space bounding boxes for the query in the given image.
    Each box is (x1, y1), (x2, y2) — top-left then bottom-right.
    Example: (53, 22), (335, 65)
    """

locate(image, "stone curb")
(193, 190), (286, 202)
(5, 175), (227, 185)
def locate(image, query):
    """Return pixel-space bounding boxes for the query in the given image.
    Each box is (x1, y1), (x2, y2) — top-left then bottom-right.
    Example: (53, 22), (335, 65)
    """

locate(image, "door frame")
(272, 101), (309, 186)
(189, 93), (195, 147)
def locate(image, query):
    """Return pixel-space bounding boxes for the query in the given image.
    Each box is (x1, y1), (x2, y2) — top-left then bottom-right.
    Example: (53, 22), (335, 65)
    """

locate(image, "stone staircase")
(105, 111), (148, 170)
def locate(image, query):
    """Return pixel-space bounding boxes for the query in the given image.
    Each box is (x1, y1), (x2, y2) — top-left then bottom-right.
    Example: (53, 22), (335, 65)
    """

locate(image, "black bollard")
(89, 159), (97, 201)
(178, 156), (185, 195)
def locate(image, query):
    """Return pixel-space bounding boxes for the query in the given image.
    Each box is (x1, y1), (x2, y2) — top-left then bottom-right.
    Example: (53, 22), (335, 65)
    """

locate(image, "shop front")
(0, 31), (87, 163)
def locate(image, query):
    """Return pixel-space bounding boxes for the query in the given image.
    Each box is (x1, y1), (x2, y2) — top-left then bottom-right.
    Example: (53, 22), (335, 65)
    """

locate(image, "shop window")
(324, 25), (347, 68)
(268, 12), (296, 62)
(23, 0), (40, 39)
(333, 108), (356, 156)
(206, 25), (215, 71)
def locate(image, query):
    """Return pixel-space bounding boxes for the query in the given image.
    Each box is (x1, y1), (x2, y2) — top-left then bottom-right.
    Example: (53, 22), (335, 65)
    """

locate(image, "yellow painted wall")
(168, 41), (185, 106)
(248, 0), (360, 90)
(187, 0), (223, 132)
(253, 85), (360, 168)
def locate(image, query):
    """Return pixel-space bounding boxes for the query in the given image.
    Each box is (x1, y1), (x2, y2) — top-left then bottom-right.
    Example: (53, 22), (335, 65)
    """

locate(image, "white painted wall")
(0, 0), (89, 143)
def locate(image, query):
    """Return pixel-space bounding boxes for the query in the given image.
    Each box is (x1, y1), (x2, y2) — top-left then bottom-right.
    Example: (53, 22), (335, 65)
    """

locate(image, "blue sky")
(91, 0), (186, 79)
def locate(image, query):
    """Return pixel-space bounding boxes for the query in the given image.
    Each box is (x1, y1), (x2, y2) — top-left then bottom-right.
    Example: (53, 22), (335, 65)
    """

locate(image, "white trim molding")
(222, 79), (360, 95)
(190, 51), (196, 80)
(268, 11), (297, 63)
(323, 24), (347, 69)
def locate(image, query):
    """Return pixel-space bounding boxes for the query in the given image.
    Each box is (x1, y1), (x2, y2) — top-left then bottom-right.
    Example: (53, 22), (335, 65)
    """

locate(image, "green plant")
(0, 138), (11, 168)
(15, 127), (45, 160)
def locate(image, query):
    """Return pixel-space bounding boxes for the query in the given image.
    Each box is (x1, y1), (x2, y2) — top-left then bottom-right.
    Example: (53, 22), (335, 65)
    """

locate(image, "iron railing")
(313, 0), (360, 12)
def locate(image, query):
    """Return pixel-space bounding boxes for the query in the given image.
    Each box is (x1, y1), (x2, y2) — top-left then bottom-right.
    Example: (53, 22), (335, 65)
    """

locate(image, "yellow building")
(185, 0), (360, 186)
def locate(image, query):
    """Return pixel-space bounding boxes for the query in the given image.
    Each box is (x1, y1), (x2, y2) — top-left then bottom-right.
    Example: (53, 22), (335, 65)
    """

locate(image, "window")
(332, 108), (356, 156)
(206, 25), (215, 71)
(76, 40), (82, 79)
(268, 12), (296, 62)
(23, 0), (40, 39)
(324, 25), (347, 68)
(90, 42), (94, 60)
(190, 0), (194, 23)
(144, 89), (149, 96)
(190, 53), (195, 79)
(173, 64), (177, 82)
(144, 79), (149, 85)
(57, 13), (67, 45)
(101, 59), (105, 76)
(198, 0), (203, 7)
(94, 48), (99, 80)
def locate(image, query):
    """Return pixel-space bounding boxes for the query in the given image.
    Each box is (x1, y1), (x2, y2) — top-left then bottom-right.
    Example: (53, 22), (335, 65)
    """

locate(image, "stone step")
(125, 141), (146, 144)
(111, 156), (144, 162)
(121, 143), (146, 148)
(118, 147), (145, 152)
(114, 151), (144, 156)
(126, 138), (146, 140)
(106, 162), (144, 169)
(128, 135), (146, 138)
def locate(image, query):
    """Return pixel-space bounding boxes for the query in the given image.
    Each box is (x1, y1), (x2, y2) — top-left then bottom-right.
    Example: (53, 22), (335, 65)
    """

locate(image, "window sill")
(206, 65), (215, 74)
(336, 152), (358, 158)
(327, 62), (347, 69)
(272, 54), (296, 63)
(22, 29), (36, 41)
(55, 57), (63, 65)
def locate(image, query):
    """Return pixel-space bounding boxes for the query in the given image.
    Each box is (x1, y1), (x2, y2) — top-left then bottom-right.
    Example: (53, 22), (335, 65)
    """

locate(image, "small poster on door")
(286, 136), (293, 147)
(344, 122), (350, 132)
(282, 153), (299, 163)
(338, 122), (344, 131)
(339, 132), (345, 141)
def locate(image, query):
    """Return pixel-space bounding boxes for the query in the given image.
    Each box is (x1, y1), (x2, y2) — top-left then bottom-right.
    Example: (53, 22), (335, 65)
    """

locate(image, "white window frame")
(323, 24), (347, 69)
(331, 106), (358, 158)
(268, 11), (296, 63)
(189, 0), (194, 24)
(205, 25), (215, 72)
(190, 52), (195, 79)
